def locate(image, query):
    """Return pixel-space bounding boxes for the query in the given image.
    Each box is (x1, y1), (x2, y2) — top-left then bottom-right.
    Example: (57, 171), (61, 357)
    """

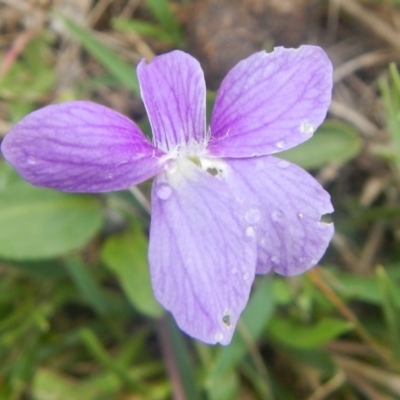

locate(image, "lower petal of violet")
(148, 158), (257, 345)
(1, 101), (165, 192)
(221, 156), (334, 276)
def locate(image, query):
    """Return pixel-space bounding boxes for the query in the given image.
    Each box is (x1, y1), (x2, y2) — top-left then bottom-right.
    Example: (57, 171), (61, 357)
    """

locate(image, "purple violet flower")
(1, 46), (334, 345)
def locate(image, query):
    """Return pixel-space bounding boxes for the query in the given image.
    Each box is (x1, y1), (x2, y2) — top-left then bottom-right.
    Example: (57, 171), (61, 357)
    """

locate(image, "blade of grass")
(376, 265), (400, 361)
(158, 315), (202, 400)
(61, 17), (139, 94)
(64, 258), (111, 318)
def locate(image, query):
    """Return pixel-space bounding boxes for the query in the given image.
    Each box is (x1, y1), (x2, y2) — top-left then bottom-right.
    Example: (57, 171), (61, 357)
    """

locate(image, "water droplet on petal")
(277, 160), (290, 169)
(242, 271), (250, 280)
(300, 121), (315, 135)
(276, 140), (287, 149)
(298, 213), (304, 219)
(271, 210), (285, 222)
(165, 161), (177, 174)
(107, 172), (113, 179)
(156, 184), (172, 200)
(27, 156), (36, 165)
(271, 255), (279, 264)
(246, 226), (256, 237)
(214, 332), (224, 342)
(245, 207), (261, 224)
(231, 267), (238, 274)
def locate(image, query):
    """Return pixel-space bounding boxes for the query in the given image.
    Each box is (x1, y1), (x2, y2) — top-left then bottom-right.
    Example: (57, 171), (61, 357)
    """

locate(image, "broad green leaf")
(207, 278), (274, 380)
(11, 260), (67, 279)
(33, 368), (120, 400)
(279, 120), (362, 169)
(0, 163), (103, 260)
(207, 369), (239, 400)
(330, 268), (400, 307)
(267, 317), (353, 349)
(61, 17), (139, 94)
(101, 224), (162, 317)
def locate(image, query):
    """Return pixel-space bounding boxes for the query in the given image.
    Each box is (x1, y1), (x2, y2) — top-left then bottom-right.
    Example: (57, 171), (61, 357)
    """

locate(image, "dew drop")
(276, 140), (287, 149)
(156, 184), (172, 200)
(271, 210), (285, 222)
(27, 156), (37, 165)
(242, 271), (250, 280)
(271, 255), (279, 264)
(165, 161), (177, 174)
(277, 160), (290, 169)
(231, 267), (238, 274)
(214, 332), (224, 342)
(246, 226), (256, 237)
(300, 121), (315, 135)
(107, 172), (113, 179)
(298, 213), (304, 219)
(245, 207), (261, 224)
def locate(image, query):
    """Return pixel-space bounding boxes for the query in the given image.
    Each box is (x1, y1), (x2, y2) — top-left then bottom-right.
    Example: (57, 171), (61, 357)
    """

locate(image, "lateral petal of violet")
(149, 159), (257, 345)
(1, 101), (165, 192)
(208, 46), (333, 158)
(137, 51), (207, 153)
(221, 156), (334, 276)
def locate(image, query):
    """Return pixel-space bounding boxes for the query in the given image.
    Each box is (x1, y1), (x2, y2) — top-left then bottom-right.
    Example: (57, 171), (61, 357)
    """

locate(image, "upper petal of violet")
(137, 51), (207, 154)
(1, 101), (165, 192)
(149, 158), (257, 345)
(207, 46), (333, 158)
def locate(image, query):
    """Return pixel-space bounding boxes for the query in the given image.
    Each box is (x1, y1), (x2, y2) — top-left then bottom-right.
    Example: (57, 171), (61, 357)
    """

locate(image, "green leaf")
(101, 223), (163, 317)
(267, 317), (353, 349)
(330, 268), (400, 307)
(279, 120), (362, 169)
(32, 368), (120, 400)
(61, 17), (139, 94)
(0, 163), (103, 260)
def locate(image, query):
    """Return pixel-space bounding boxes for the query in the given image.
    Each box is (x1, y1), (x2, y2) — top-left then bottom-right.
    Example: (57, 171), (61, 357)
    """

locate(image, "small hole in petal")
(206, 167), (219, 176)
(222, 311), (232, 328)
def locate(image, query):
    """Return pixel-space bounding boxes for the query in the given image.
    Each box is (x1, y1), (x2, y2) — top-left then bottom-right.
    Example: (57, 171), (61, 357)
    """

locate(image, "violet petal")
(221, 156), (334, 275)
(137, 51), (207, 153)
(149, 158), (257, 345)
(208, 46), (332, 157)
(1, 101), (165, 192)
